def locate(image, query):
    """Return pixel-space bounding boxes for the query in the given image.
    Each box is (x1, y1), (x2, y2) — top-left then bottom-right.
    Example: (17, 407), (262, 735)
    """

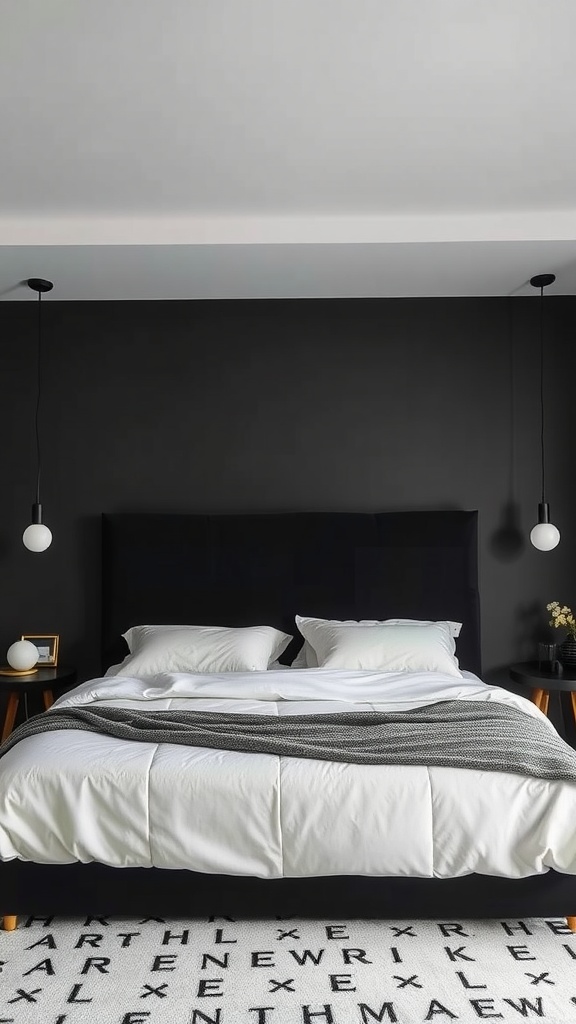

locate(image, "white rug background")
(2, 916), (576, 1023)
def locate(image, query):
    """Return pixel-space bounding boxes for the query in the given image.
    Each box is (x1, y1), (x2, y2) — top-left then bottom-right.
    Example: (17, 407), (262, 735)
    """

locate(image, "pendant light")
(529, 273), (560, 552)
(22, 277), (53, 553)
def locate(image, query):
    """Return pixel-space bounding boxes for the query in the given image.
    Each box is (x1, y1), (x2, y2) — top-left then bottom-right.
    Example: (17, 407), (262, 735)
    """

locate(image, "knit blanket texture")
(2, 700), (576, 781)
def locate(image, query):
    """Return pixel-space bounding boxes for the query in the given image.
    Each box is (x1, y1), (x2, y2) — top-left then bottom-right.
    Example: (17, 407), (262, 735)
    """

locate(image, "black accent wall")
(2, 296), (575, 683)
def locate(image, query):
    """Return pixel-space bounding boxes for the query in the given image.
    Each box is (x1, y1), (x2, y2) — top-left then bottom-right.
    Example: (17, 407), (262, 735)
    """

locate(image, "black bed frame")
(3, 510), (576, 924)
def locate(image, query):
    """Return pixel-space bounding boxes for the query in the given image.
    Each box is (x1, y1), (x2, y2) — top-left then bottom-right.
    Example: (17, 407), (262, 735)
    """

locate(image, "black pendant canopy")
(530, 273), (556, 290)
(27, 278), (54, 294)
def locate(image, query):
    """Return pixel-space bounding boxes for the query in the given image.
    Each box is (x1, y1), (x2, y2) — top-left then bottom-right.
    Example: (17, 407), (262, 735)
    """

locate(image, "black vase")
(559, 637), (576, 668)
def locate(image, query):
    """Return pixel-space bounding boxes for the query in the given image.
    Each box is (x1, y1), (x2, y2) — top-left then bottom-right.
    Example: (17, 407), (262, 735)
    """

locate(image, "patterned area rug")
(2, 916), (576, 1023)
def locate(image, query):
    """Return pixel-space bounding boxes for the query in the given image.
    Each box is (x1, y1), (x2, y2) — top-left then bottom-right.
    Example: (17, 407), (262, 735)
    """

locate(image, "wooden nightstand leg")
(567, 917), (576, 933)
(2, 915), (17, 931)
(1, 692), (20, 743)
(42, 689), (54, 711)
(531, 688), (545, 711)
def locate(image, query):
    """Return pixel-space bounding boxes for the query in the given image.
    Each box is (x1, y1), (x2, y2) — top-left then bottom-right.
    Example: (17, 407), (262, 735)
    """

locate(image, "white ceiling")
(2, 0), (576, 299)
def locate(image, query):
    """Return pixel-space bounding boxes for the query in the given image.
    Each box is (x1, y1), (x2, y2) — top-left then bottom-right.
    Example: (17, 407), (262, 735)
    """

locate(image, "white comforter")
(1, 669), (576, 879)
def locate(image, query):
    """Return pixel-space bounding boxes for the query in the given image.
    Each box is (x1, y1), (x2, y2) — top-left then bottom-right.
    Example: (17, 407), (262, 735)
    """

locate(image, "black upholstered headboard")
(101, 510), (481, 675)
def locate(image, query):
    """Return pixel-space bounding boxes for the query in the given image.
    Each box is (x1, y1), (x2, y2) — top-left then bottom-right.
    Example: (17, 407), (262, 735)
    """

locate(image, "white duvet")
(1, 668), (576, 879)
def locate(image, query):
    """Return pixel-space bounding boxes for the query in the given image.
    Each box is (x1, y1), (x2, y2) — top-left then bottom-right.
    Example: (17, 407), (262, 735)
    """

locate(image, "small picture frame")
(21, 634), (59, 667)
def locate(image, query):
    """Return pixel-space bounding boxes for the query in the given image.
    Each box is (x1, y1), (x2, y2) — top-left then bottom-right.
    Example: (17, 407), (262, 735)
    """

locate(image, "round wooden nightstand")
(0, 666), (77, 743)
(509, 661), (576, 721)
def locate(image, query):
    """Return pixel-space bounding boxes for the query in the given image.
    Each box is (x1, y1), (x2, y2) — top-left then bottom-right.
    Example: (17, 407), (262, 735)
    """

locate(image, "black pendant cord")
(34, 289), (43, 506)
(26, 277), (53, 528)
(539, 283), (545, 505)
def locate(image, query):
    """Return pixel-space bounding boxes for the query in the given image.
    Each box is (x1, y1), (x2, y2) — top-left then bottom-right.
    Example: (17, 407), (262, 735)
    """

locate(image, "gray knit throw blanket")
(2, 701), (576, 781)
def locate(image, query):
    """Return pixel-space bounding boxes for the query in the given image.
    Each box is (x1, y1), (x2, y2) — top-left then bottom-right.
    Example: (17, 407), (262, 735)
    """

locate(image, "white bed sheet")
(1, 668), (576, 879)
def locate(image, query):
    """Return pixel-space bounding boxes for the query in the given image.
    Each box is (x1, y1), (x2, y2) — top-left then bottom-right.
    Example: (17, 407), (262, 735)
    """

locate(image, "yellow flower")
(546, 601), (576, 632)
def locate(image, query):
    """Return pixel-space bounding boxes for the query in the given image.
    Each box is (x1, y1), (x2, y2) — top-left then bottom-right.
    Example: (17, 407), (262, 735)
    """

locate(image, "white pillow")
(107, 624), (292, 677)
(295, 615), (462, 676)
(291, 618), (462, 669)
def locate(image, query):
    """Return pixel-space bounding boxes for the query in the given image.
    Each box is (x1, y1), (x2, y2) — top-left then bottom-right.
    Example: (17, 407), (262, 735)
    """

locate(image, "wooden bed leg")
(566, 917), (576, 933)
(2, 916), (17, 931)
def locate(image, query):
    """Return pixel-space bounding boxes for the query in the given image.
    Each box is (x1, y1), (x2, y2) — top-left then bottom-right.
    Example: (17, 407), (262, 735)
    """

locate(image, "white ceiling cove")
(2, 0), (576, 299)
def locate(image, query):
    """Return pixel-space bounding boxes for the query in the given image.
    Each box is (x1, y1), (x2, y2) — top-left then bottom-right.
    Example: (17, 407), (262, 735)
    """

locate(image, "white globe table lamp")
(6, 640), (39, 673)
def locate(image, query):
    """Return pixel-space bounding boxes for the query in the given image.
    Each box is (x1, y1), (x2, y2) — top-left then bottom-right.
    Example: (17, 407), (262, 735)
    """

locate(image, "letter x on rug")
(2, 916), (576, 1023)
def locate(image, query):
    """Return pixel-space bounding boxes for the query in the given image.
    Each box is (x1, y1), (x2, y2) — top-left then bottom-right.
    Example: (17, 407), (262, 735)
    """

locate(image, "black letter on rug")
(141, 983), (168, 998)
(197, 979), (224, 997)
(201, 953), (229, 969)
(151, 955), (177, 971)
(251, 952), (275, 967)
(80, 957), (110, 974)
(469, 999), (503, 1018)
(359, 1004), (398, 1023)
(75, 934), (103, 948)
(23, 958), (55, 976)
(289, 949), (324, 966)
(501, 922), (532, 936)
(456, 972), (487, 990)
(438, 924), (469, 938)
(162, 929), (189, 945)
(302, 1006), (334, 1023)
(67, 984), (92, 1003)
(545, 920), (573, 935)
(506, 946), (536, 961)
(424, 1000), (458, 1019)
(502, 997), (544, 1016)
(445, 946), (475, 962)
(342, 948), (372, 964)
(269, 980), (295, 992)
(7, 989), (42, 1004)
(330, 974), (356, 991)
(25, 934), (56, 950)
(393, 975), (422, 989)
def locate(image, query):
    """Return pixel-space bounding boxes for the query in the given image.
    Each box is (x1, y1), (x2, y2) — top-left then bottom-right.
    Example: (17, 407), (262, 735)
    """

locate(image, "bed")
(2, 509), (576, 930)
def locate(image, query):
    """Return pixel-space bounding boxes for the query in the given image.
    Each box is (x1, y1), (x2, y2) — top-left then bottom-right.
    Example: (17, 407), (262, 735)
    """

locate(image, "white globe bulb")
(530, 522), (560, 551)
(23, 523), (52, 552)
(7, 640), (39, 671)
